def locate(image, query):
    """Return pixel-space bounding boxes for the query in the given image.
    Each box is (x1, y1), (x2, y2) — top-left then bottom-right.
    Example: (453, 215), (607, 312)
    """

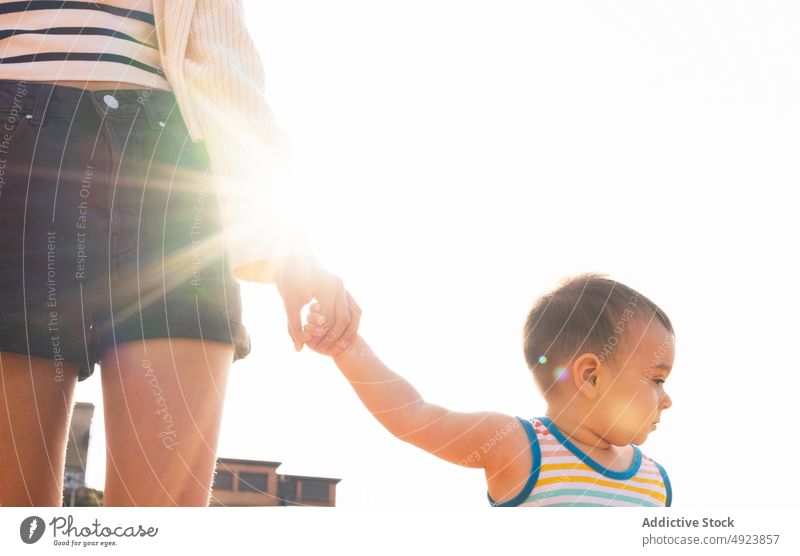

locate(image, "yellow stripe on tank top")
(539, 463), (665, 486)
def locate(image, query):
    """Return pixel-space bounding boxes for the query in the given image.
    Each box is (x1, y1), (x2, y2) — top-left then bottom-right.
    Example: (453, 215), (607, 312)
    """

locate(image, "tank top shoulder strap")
(638, 453), (673, 507)
(487, 416), (541, 507)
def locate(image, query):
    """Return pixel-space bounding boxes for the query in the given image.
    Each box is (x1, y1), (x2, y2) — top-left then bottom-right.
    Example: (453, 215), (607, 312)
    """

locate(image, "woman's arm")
(182, 0), (299, 284)
(183, 1), (360, 352)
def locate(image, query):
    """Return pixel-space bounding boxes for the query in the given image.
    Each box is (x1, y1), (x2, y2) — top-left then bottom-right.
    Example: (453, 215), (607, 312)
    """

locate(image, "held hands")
(300, 302), (358, 356)
(274, 255), (361, 357)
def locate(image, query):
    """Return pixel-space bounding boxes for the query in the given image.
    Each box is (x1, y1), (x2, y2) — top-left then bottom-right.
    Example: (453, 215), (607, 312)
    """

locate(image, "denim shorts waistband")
(0, 79), (179, 129)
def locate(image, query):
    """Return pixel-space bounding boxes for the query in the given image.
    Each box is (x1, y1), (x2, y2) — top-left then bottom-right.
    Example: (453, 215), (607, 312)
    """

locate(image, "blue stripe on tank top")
(526, 487), (660, 506)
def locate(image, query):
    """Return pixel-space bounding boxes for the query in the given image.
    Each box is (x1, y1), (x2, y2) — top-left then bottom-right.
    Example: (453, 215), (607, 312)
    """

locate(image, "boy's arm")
(303, 316), (524, 471)
(338, 337), (520, 470)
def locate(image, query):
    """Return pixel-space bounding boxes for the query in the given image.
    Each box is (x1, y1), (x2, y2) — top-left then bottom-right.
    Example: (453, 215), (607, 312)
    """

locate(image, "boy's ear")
(572, 353), (601, 400)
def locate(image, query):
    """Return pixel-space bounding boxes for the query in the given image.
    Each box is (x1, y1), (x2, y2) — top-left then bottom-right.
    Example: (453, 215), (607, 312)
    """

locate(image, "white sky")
(76, 0), (800, 507)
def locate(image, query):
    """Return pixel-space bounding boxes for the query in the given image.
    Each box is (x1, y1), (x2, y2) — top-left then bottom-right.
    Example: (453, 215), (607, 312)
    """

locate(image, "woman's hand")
(274, 255), (361, 356)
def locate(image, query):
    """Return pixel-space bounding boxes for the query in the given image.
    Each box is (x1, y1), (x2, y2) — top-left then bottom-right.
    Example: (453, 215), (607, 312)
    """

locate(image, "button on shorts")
(0, 79), (251, 381)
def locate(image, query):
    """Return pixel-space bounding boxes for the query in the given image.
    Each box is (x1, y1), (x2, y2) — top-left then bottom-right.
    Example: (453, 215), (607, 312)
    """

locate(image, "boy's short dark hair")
(523, 272), (674, 395)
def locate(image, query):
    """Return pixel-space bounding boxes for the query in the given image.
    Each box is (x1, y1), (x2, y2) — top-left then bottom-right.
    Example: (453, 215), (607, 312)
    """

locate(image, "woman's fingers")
(302, 323), (328, 338)
(315, 282), (351, 353)
(307, 312), (326, 326)
(328, 291), (361, 356)
(306, 274), (343, 350)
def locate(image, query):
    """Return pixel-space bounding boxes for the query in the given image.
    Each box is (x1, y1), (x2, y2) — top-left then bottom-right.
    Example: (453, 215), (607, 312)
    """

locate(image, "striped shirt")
(489, 416), (672, 507)
(0, 0), (170, 90)
(0, 0), (304, 283)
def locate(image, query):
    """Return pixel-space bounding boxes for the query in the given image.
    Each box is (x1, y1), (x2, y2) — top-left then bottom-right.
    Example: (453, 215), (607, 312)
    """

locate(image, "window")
(238, 472), (268, 493)
(213, 470), (233, 490)
(278, 477), (296, 506)
(300, 480), (329, 502)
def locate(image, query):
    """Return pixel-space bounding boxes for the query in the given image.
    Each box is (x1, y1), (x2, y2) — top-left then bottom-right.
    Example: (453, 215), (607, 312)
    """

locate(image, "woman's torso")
(0, 1), (169, 91)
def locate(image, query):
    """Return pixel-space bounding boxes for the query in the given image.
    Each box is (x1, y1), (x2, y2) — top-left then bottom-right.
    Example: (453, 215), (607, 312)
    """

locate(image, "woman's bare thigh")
(0, 351), (79, 506)
(99, 337), (233, 506)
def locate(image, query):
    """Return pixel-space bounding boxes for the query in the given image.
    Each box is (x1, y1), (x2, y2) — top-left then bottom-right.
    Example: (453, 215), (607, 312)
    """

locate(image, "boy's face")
(592, 320), (674, 446)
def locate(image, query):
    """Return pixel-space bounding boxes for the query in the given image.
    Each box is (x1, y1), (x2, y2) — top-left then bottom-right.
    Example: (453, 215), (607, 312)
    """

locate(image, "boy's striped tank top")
(488, 416), (672, 507)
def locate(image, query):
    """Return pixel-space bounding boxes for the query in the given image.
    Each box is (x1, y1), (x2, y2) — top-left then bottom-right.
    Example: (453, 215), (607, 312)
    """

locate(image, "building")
(61, 404), (340, 507)
(210, 458), (341, 507)
(64, 402), (94, 485)
(63, 402), (96, 506)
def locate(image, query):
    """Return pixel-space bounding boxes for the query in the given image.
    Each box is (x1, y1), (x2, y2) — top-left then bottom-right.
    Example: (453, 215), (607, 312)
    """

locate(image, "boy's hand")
(300, 298), (361, 356)
(274, 255), (360, 356)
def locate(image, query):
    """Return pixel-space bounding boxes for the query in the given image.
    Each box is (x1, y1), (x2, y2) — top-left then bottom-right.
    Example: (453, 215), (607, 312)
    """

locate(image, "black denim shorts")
(0, 79), (251, 381)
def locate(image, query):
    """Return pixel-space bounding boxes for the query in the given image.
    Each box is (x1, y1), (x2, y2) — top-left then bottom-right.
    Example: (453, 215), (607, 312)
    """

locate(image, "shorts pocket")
(0, 110), (33, 152)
